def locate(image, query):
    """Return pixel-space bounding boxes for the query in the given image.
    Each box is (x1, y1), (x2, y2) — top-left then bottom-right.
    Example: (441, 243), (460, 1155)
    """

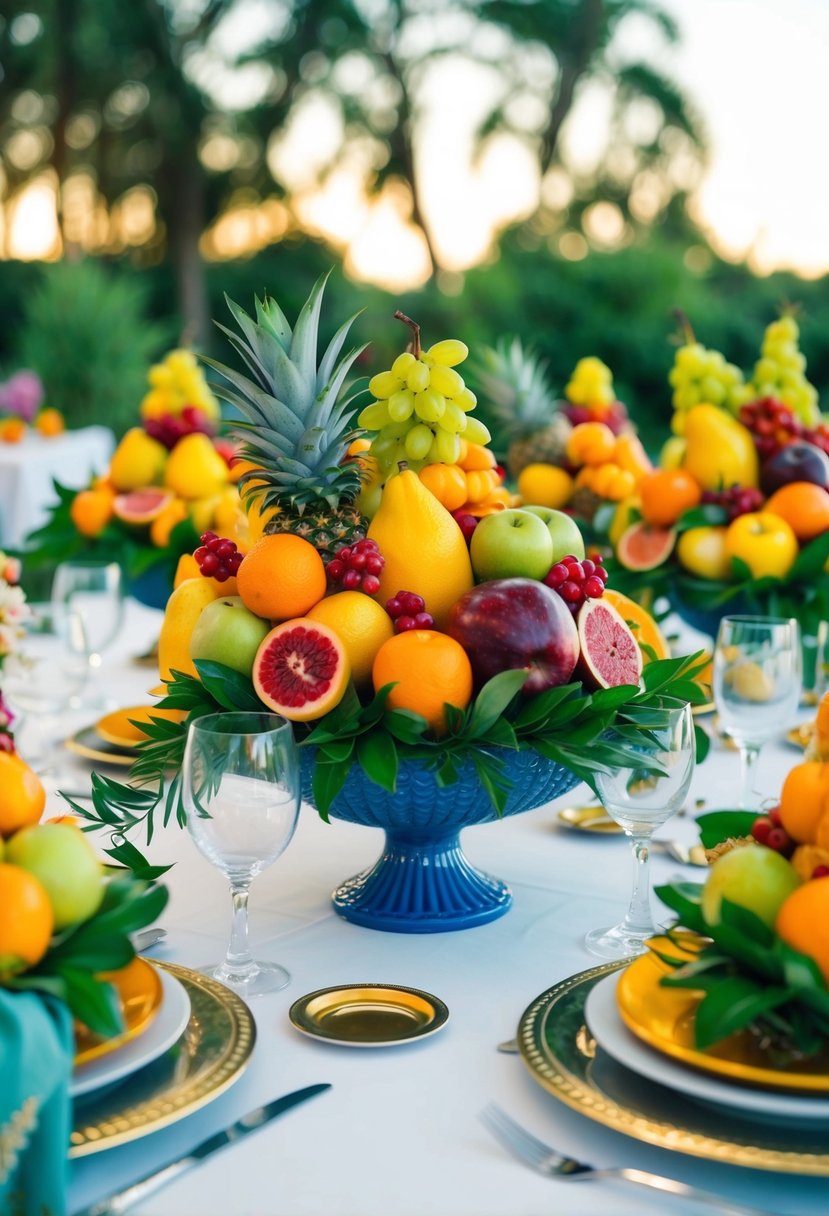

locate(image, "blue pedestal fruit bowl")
(300, 748), (580, 934)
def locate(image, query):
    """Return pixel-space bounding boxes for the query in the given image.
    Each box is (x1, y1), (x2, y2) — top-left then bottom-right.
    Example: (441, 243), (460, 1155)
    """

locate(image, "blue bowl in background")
(300, 747), (580, 934)
(127, 564), (174, 610)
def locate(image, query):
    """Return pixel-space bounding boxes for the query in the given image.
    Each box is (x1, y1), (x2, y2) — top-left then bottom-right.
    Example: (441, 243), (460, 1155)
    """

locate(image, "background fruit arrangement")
(23, 350), (252, 599)
(652, 690), (829, 1065)
(0, 369), (65, 442)
(75, 275), (706, 861)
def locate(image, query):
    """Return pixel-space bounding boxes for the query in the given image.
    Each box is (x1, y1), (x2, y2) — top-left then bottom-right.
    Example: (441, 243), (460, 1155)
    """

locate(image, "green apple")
(702, 844), (800, 929)
(522, 505), (586, 563)
(190, 596), (270, 677)
(470, 509), (554, 581)
(7, 824), (103, 928)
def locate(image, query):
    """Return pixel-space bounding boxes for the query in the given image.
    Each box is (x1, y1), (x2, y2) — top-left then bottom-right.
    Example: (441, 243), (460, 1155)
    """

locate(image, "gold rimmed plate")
(517, 961), (829, 1174)
(74, 957), (163, 1066)
(556, 806), (622, 834)
(70, 960), (256, 1156)
(616, 942), (829, 1093)
(66, 725), (136, 767)
(96, 704), (186, 749)
(289, 983), (449, 1047)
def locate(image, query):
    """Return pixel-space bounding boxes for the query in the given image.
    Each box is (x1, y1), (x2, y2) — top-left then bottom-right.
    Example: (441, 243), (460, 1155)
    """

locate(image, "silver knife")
(77, 1083), (331, 1216)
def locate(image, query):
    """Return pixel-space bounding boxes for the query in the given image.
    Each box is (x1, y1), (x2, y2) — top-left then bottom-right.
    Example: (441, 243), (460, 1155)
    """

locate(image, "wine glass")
(51, 560), (124, 704)
(182, 711), (301, 995)
(2, 604), (89, 776)
(584, 698), (695, 960)
(713, 615), (801, 809)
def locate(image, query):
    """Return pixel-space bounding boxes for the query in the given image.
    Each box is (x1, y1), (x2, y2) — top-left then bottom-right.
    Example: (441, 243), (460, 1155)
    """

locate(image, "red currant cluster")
(543, 553), (608, 612)
(700, 485), (765, 522)
(385, 591), (434, 633)
(739, 398), (804, 460)
(194, 532), (244, 582)
(326, 538), (384, 595)
(144, 406), (216, 450)
(750, 806), (794, 857)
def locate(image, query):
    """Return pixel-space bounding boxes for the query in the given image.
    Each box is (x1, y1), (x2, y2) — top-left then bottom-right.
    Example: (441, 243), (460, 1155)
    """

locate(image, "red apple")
(446, 578), (579, 694)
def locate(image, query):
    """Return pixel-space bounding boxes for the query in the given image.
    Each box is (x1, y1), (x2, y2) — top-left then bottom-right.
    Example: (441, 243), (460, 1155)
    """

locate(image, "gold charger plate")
(96, 704), (186, 749)
(786, 721), (814, 751)
(289, 983), (449, 1046)
(517, 961), (829, 1175)
(69, 960), (256, 1157)
(74, 957), (163, 1066)
(556, 806), (622, 835)
(616, 943), (829, 1093)
(66, 725), (136, 768)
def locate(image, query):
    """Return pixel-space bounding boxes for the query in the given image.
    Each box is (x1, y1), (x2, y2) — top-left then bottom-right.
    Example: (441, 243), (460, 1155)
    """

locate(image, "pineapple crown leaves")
(470, 336), (559, 438)
(201, 271), (370, 511)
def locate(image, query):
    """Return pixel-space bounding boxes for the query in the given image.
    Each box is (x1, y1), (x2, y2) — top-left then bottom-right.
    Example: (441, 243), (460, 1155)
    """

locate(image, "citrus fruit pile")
(0, 752), (106, 982)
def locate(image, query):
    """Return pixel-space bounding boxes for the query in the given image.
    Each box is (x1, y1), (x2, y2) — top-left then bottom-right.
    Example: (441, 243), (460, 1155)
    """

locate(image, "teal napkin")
(0, 988), (73, 1216)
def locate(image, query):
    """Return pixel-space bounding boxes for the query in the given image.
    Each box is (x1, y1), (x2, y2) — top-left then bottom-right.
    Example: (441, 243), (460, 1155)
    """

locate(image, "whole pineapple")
(205, 273), (369, 557)
(471, 337), (572, 478)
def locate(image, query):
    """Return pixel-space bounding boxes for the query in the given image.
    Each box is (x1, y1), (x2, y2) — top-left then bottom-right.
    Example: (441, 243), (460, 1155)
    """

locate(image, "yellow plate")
(616, 938), (829, 1092)
(65, 726), (135, 767)
(70, 960), (256, 1157)
(289, 983), (449, 1046)
(556, 806), (622, 834)
(74, 957), (163, 1066)
(96, 704), (186, 749)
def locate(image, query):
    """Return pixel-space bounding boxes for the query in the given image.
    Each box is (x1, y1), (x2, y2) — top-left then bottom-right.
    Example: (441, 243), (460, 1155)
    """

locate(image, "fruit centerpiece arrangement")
(0, 369), (65, 443)
(651, 693), (829, 1068)
(73, 274), (705, 933)
(24, 350), (249, 608)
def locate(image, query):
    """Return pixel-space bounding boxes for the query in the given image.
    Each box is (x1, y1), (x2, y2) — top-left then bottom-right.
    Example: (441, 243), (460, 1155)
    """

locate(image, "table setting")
(3, 275), (829, 1216)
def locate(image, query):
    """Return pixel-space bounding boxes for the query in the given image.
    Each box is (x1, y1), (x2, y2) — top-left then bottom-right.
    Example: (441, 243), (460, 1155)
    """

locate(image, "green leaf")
(103, 837), (173, 880)
(193, 660), (264, 711)
(466, 669), (526, 736)
(59, 967), (125, 1039)
(789, 529), (829, 580)
(589, 684), (641, 711)
(694, 977), (792, 1049)
(384, 709), (429, 744)
(696, 810), (757, 849)
(653, 881), (707, 934)
(677, 503), (729, 530)
(512, 683), (579, 729)
(694, 723), (710, 764)
(356, 731), (398, 793)
(311, 758), (347, 821)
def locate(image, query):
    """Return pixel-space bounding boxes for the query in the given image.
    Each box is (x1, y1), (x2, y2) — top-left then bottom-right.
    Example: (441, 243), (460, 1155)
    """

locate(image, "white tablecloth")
(49, 601), (828, 1216)
(0, 426), (114, 551)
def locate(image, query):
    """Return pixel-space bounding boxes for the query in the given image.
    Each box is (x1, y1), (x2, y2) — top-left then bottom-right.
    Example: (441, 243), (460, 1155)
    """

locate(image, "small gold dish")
(74, 956), (163, 1065)
(66, 725), (136, 767)
(787, 722), (814, 751)
(616, 937), (829, 1092)
(556, 806), (622, 834)
(289, 983), (449, 1047)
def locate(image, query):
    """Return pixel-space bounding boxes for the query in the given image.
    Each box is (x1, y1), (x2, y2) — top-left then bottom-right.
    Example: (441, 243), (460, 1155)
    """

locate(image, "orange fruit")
(419, 463), (468, 512)
(776, 878), (829, 985)
(372, 630), (473, 735)
(601, 589), (670, 662)
(791, 843), (829, 883)
(0, 418), (26, 443)
(517, 463), (574, 510)
(35, 407), (65, 437)
(305, 591), (394, 687)
(0, 863), (54, 979)
(237, 534), (326, 622)
(0, 753), (46, 838)
(639, 468), (702, 527)
(778, 762), (829, 844)
(70, 486), (116, 537)
(565, 421), (616, 467)
(765, 481), (829, 542)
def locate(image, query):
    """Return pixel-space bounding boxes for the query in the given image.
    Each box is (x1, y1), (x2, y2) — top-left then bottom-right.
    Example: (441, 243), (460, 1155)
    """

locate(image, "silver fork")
(480, 1105), (779, 1216)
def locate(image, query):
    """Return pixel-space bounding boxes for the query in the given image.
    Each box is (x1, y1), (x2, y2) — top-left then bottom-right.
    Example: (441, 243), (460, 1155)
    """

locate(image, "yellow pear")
(157, 577), (222, 683)
(109, 428), (168, 491)
(164, 433), (229, 500)
(367, 464), (474, 627)
(682, 405), (759, 490)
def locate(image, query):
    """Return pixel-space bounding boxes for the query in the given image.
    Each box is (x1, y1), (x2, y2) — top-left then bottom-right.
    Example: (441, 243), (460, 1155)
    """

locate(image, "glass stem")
(739, 744), (761, 810)
(622, 835), (655, 938)
(223, 882), (256, 979)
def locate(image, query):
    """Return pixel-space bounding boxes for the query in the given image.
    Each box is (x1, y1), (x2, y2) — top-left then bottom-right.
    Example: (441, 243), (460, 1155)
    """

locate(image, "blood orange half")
(577, 598), (643, 689)
(252, 619), (349, 722)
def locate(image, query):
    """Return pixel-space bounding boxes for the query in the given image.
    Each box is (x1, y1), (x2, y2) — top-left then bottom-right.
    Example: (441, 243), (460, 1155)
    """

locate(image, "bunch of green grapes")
(564, 356), (614, 407)
(359, 331), (491, 473)
(747, 314), (820, 425)
(668, 341), (748, 433)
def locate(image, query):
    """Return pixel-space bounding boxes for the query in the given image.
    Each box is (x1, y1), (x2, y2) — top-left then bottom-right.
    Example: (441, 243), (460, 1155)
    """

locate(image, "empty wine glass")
(3, 604), (89, 775)
(182, 712), (301, 995)
(713, 615), (801, 809)
(584, 698), (695, 960)
(51, 560), (124, 705)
